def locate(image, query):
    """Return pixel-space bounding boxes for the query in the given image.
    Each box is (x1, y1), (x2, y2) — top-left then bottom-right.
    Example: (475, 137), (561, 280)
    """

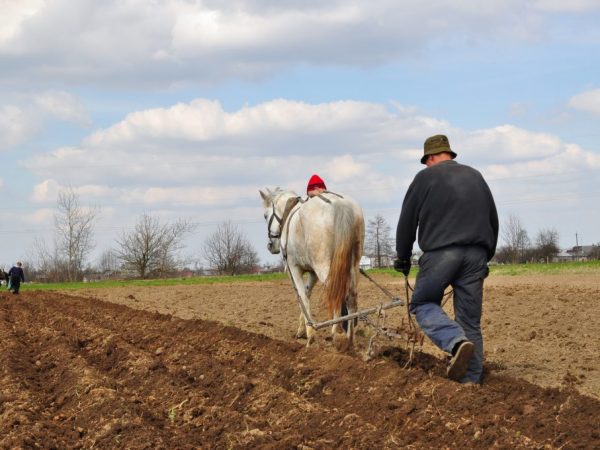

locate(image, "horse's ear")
(259, 188), (272, 206)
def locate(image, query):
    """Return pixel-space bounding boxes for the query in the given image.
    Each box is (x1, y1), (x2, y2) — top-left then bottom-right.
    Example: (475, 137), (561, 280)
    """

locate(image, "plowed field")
(1, 273), (599, 449)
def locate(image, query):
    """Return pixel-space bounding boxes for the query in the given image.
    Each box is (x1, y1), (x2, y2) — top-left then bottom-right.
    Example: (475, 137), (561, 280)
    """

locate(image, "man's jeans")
(410, 245), (488, 383)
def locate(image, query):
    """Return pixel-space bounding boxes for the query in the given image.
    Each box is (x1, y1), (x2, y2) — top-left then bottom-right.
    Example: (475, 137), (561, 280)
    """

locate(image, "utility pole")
(575, 232), (580, 261)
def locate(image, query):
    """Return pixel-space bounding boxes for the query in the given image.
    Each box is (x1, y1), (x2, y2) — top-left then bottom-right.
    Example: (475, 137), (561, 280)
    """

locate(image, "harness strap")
(277, 199), (315, 327)
(315, 190), (344, 203)
(280, 196), (301, 229)
(281, 205), (301, 260)
(324, 190), (344, 198)
(316, 193), (331, 204)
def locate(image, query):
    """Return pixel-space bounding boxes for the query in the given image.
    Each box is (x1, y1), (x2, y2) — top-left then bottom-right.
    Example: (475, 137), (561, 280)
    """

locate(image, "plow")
(299, 269), (427, 365)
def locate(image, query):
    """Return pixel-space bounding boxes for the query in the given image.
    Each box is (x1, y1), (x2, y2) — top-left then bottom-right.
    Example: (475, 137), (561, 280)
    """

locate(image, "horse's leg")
(345, 276), (359, 346)
(331, 287), (351, 351)
(296, 272), (318, 339)
(289, 265), (317, 346)
(333, 267), (359, 350)
(332, 316), (350, 351)
(319, 272), (351, 351)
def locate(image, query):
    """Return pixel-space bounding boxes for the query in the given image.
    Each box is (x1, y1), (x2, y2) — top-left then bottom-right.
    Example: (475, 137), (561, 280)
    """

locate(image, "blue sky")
(2, 0), (600, 269)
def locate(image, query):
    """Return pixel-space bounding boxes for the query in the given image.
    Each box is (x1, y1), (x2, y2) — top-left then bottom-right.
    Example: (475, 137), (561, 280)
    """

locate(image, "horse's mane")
(265, 187), (297, 204)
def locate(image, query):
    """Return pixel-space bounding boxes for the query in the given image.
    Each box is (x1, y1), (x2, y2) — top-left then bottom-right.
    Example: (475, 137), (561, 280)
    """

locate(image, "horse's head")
(259, 187), (298, 255)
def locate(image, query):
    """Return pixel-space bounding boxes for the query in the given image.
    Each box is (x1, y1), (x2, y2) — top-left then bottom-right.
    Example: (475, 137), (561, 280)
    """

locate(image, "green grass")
(14, 260), (600, 292)
(368, 259), (600, 277)
(18, 272), (289, 291)
(487, 260), (600, 276)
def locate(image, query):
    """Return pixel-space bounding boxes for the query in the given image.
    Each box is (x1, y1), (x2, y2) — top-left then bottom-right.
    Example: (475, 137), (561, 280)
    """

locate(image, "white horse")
(259, 187), (365, 350)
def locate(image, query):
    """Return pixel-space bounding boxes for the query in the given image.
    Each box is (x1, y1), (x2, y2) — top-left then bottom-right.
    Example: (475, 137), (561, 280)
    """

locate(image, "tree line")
(24, 187), (260, 282)
(362, 213), (600, 267)
(17, 188), (600, 282)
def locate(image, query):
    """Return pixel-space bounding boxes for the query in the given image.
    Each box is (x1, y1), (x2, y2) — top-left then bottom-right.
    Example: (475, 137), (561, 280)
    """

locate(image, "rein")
(275, 198), (314, 328)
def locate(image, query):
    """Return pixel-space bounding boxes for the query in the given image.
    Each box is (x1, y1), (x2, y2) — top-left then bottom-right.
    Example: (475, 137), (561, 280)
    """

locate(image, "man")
(395, 134), (498, 383)
(306, 174), (327, 198)
(8, 262), (25, 295)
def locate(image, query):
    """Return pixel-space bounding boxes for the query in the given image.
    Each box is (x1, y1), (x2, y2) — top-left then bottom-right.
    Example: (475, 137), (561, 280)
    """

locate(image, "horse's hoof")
(306, 327), (317, 346)
(295, 330), (307, 339)
(333, 333), (350, 352)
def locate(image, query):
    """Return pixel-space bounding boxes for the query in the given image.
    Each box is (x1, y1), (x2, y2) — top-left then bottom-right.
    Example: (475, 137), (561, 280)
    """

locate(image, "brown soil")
(0, 273), (598, 449)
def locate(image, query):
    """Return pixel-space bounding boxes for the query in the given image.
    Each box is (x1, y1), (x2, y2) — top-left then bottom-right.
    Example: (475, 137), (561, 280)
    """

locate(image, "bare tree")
(54, 186), (100, 281)
(115, 214), (196, 278)
(27, 237), (69, 282)
(500, 214), (530, 264)
(203, 221), (260, 275)
(534, 228), (560, 262)
(365, 214), (394, 268)
(98, 249), (120, 275)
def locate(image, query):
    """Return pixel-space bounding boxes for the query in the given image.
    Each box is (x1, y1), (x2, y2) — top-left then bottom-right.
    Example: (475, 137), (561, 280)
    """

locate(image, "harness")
(268, 195), (302, 241)
(274, 191), (344, 258)
(315, 190), (344, 204)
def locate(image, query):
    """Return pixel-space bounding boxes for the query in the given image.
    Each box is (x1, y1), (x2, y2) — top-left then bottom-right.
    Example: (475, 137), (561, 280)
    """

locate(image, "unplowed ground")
(1, 273), (599, 449)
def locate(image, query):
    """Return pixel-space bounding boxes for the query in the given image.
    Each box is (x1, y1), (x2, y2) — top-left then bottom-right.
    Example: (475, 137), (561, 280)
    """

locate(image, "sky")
(2, 0), (600, 270)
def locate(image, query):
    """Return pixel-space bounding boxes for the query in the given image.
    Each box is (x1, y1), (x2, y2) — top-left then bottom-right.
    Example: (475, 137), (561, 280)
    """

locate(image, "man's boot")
(447, 341), (475, 382)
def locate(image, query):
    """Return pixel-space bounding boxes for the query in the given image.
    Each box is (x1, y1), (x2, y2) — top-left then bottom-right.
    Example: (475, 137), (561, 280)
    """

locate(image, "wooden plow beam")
(310, 298), (404, 330)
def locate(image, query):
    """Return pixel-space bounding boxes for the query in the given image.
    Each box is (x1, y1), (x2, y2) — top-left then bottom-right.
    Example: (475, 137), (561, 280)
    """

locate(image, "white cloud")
(34, 90), (91, 127)
(0, 104), (37, 151)
(120, 185), (261, 207)
(23, 97), (600, 218)
(0, 0), (567, 86)
(460, 125), (563, 163)
(326, 155), (368, 182)
(0, 90), (90, 151)
(23, 98), (452, 191)
(533, 0), (600, 12)
(0, 0), (45, 46)
(85, 99), (396, 146)
(31, 179), (60, 203)
(568, 89), (600, 116)
(485, 142), (600, 180)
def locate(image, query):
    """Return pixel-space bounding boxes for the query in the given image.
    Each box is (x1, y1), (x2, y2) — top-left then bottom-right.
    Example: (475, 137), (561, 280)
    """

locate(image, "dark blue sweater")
(8, 266), (25, 282)
(396, 160), (499, 261)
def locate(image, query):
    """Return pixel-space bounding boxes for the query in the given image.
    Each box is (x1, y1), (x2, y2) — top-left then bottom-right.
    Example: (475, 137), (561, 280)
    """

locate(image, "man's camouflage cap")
(421, 134), (457, 164)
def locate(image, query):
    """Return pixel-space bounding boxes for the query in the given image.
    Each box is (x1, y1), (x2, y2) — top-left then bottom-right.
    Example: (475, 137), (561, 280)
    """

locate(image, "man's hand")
(393, 258), (411, 276)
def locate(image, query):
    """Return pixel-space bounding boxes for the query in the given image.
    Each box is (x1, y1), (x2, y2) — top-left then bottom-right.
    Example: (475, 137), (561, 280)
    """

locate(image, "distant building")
(359, 256), (372, 270)
(554, 245), (596, 262)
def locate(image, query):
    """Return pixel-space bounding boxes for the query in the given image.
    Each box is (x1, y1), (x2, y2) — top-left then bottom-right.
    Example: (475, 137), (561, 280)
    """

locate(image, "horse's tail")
(324, 201), (364, 318)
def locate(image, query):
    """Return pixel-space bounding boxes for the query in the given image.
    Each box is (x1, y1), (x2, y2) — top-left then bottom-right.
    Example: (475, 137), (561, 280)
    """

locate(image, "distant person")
(394, 134), (498, 384)
(306, 174), (327, 198)
(8, 262), (25, 295)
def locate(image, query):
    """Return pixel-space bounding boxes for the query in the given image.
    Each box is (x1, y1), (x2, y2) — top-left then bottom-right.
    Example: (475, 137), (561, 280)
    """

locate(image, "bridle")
(265, 195), (303, 246)
(267, 202), (283, 239)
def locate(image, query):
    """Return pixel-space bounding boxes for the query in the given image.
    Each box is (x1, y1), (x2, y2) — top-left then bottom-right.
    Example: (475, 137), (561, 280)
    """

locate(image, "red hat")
(306, 174), (327, 193)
